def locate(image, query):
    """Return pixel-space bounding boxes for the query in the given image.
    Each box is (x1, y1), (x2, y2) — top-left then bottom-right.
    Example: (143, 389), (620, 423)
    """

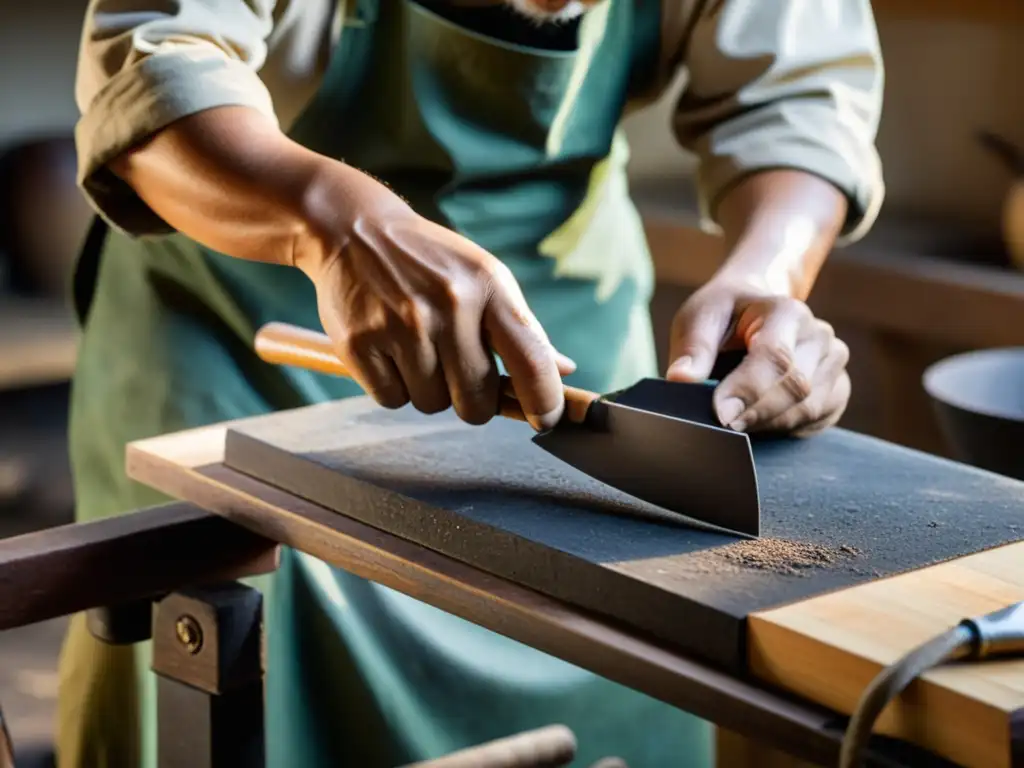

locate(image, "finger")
(665, 293), (734, 382)
(730, 324), (836, 430)
(712, 300), (807, 428)
(390, 334), (452, 415)
(756, 347), (851, 436)
(483, 269), (564, 431)
(761, 369), (852, 437)
(322, 312), (411, 408)
(344, 346), (410, 409)
(437, 323), (501, 426)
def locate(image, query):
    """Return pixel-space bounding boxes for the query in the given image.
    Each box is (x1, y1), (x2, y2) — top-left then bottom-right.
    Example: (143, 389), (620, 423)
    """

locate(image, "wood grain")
(0, 503), (277, 630)
(128, 424), (1019, 767)
(126, 426), (894, 767)
(715, 729), (816, 768)
(749, 544), (1024, 768)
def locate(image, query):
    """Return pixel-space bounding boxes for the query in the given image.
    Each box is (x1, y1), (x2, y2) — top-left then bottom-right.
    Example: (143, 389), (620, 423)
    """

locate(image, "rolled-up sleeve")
(673, 0), (885, 244)
(76, 0), (279, 235)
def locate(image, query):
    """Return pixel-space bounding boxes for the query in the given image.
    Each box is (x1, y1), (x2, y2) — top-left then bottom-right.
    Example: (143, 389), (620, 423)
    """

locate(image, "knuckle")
(344, 317), (389, 355)
(757, 342), (795, 378)
(794, 398), (820, 425)
(339, 329), (372, 359)
(832, 337), (851, 366)
(781, 368), (814, 402)
(396, 299), (438, 337)
(517, 344), (555, 381)
(442, 276), (482, 315)
(783, 296), (812, 318)
(484, 258), (514, 285)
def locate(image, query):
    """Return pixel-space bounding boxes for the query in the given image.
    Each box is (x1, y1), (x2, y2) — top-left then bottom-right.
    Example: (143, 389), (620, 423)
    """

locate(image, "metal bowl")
(923, 348), (1024, 480)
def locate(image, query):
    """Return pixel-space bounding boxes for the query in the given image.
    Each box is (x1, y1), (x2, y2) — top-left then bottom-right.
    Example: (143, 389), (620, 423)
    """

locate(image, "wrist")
(714, 170), (845, 300)
(293, 159), (413, 280)
(712, 250), (799, 299)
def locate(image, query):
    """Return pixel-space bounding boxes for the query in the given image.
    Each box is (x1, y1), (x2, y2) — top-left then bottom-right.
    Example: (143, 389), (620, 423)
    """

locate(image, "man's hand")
(299, 168), (574, 431)
(110, 106), (572, 431)
(666, 278), (850, 437)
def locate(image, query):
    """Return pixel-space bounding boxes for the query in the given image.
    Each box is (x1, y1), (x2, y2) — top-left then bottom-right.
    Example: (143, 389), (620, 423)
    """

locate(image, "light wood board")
(749, 545), (1024, 768)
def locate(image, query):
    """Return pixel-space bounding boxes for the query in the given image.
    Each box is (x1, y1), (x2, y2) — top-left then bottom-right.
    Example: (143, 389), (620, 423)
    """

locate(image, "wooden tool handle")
(404, 724), (577, 768)
(254, 322), (597, 424)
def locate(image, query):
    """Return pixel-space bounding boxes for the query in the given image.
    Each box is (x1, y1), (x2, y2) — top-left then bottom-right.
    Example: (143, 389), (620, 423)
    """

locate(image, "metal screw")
(175, 615), (203, 654)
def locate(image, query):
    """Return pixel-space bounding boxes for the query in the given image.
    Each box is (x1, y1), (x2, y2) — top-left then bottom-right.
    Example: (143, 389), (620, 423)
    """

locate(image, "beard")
(503, 0), (590, 22)
(449, 0), (595, 22)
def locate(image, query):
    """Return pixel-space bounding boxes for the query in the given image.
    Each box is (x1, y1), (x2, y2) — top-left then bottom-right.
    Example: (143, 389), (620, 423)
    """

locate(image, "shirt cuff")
(76, 48), (278, 237)
(690, 102), (885, 247)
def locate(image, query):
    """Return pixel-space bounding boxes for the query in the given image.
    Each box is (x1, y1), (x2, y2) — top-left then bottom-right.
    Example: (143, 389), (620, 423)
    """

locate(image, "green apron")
(58, 1), (713, 766)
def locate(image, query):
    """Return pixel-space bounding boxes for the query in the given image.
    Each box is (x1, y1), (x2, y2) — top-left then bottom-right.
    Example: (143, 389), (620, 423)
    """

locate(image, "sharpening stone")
(222, 397), (1024, 672)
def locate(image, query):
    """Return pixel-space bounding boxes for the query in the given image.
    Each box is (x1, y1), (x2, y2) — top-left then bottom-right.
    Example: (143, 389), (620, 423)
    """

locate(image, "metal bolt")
(175, 615), (203, 654)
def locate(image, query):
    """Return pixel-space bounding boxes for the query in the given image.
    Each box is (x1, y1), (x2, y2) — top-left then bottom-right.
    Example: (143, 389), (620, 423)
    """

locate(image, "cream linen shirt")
(74, 0), (886, 242)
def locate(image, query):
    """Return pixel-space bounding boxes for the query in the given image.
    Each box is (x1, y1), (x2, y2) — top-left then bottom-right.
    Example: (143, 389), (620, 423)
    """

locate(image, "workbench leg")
(150, 583), (265, 768)
(715, 728), (820, 768)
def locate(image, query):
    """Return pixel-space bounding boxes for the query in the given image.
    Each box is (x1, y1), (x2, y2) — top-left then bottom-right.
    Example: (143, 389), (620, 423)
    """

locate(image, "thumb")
(666, 296), (733, 383)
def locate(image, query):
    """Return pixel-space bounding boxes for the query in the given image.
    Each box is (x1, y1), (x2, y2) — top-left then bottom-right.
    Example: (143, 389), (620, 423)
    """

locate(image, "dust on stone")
(701, 537), (863, 577)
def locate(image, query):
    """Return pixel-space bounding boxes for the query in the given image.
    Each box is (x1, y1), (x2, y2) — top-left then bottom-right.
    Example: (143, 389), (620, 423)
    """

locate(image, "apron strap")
(628, 0), (664, 98)
(72, 215), (109, 328)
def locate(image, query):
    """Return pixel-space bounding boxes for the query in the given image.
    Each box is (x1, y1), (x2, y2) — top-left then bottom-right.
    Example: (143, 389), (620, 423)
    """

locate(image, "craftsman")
(62, 0), (884, 765)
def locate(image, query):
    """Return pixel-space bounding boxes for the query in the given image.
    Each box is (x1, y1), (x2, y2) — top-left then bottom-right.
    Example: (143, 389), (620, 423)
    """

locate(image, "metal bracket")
(88, 581), (265, 768)
(151, 583), (265, 768)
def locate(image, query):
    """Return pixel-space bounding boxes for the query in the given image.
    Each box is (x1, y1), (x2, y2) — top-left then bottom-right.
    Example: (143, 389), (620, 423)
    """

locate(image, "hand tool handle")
(403, 724), (577, 768)
(253, 322), (597, 425)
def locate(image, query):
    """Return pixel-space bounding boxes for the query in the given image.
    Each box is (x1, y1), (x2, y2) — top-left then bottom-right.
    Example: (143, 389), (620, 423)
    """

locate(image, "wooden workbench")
(126, 418), (1024, 768)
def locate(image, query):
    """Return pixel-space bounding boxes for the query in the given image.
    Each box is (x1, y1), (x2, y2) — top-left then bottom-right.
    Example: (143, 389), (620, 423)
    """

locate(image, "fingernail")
(555, 350), (577, 373)
(667, 356), (693, 380)
(717, 397), (745, 427)
(528, 403), (565, 432)
(729, 418), (748, 433)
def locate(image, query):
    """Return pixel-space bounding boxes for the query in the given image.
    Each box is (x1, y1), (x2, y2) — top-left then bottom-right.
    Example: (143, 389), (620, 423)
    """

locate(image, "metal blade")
(532, 379), (760, 536)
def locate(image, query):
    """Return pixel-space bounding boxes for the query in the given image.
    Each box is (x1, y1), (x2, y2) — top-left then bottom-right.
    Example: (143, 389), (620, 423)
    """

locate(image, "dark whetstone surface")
(223, 397), (1024, 672)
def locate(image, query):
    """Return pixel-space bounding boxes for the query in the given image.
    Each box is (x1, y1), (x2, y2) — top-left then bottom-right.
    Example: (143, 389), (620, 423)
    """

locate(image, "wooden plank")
(715, 729), (816, 768)
(0, 503), (278, 630)
(749, 544), (1024, 768)
(214, 397), (1023, 673)
(125, 425), (951, 768)
(0, 298), (78, 390)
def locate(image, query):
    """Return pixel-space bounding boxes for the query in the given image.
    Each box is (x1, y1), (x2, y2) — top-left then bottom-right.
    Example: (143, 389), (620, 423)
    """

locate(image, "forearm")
(109, 105), (356, 270)
(711, 170), (848, 301)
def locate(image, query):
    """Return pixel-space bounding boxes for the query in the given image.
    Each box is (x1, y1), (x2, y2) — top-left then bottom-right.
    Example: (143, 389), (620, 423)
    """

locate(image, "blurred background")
(0, 0), (1021, 762)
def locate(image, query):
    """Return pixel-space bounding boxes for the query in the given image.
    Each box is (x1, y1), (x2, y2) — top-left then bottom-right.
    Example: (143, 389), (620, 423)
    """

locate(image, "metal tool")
(253, 322), (761, 536)
(839, 599), (1024, 768)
